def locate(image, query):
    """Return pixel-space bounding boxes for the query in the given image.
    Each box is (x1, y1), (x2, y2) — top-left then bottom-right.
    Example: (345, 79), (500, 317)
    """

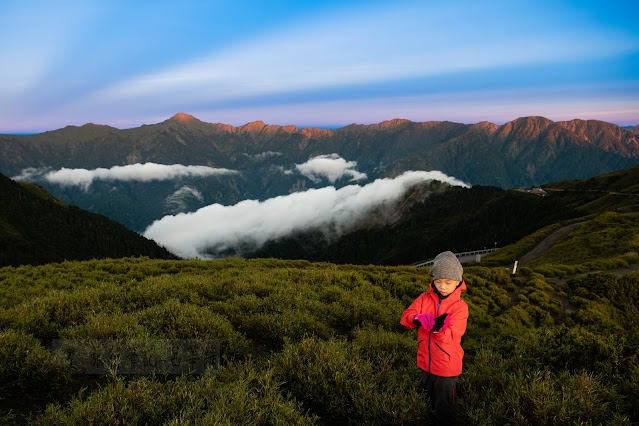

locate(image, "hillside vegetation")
(0, 173), (176, 267)
(0, 256), (637, 424)
(542, 164), (639, 214)
(528, 212), (639, 268)
(545, 163), (639, 194)
(482, 165), (639, 273)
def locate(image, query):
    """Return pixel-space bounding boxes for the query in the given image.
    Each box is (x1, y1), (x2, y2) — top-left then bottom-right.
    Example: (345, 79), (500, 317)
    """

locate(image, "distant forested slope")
(0, 173), (176, 266)
(248, 185), (582, 265)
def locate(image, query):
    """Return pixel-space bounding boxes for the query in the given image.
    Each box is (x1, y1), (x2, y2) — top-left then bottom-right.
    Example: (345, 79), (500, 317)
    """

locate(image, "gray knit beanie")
(429, 251), (463, 281)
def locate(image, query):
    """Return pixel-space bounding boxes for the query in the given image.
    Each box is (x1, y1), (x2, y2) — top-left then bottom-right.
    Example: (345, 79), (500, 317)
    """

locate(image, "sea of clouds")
(144, 170), (469, 259)
(12, 156), (470, 260)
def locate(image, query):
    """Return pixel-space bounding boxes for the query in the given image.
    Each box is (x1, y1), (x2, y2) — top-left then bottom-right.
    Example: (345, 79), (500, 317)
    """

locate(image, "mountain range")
(1, 114), (638, 232)
(2, 114), (637, 182)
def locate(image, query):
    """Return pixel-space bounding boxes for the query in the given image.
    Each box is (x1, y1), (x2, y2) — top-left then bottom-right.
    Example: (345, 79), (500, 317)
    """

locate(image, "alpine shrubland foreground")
(1, 257), (637, 424)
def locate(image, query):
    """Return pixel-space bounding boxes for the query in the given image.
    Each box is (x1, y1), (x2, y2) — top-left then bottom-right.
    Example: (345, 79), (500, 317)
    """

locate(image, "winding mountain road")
(518, 220), (590, 266)
(517, 213), (639, 278)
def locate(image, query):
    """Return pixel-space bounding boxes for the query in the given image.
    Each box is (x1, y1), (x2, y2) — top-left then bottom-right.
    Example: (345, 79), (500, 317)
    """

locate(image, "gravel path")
(518, 214), (639, 278)
(612, 262), (639, 278)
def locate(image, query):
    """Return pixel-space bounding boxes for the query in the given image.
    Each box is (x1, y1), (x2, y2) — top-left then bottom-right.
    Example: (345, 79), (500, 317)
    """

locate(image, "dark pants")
(421, 370), (458, 426)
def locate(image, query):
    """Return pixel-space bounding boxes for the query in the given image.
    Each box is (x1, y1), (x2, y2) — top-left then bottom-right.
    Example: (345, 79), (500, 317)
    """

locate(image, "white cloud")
(164, 185), (204, 214)
(255, 151), (283, 160)
(242, 151), (283, 161)
(11, 167), (50, 182)
(40, 163), (238, 190)
(295, 154), (367, 184)
(143, 170), (470, 259)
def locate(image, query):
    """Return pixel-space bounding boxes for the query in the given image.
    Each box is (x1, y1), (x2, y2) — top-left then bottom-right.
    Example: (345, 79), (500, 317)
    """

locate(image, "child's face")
(434, 279), (459, 296)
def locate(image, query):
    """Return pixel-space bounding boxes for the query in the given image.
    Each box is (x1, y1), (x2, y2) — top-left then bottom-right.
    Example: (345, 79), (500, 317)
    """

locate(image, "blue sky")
(1, 0), (638, 133)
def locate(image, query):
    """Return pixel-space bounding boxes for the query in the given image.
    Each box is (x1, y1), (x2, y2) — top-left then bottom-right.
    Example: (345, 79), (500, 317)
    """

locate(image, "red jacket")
(400, 280), (468, 377)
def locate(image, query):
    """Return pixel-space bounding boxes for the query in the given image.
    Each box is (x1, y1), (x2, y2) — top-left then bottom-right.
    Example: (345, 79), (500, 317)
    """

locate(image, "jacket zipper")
(428, 298), (443, 372)
(426, 282), (465, 372)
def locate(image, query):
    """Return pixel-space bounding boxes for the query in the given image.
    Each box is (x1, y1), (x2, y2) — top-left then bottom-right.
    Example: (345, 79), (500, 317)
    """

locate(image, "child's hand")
(432, 313), (450, 333)
(413, 313), (435, 330)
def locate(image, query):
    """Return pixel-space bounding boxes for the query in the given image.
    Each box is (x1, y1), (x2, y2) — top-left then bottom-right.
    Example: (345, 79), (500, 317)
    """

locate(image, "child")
(401, 251), (469, 425)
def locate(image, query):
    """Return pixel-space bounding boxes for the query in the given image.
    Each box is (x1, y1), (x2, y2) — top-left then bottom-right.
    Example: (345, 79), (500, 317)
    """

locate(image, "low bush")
(0, 329), (71, 400)
(275, 335), (427, 425)
(37, 361), (318, 425)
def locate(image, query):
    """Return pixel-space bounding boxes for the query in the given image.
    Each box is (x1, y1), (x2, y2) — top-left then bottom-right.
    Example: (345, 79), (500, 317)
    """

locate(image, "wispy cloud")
(295, 154), (366, 184)
(143, 170), (470, 259)
(163, 185), (204, 215)
(12, 167), (50, 182)
(92, 1), (638, 108)
(0, 1), (97, 99)
(242, 151), (283, 161)
(14, 163), (238, 190)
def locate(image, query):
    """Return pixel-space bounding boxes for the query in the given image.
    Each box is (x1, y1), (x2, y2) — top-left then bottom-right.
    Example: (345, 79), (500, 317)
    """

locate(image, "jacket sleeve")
(432, 300), (468, 344)
(400, 293), (425, 329)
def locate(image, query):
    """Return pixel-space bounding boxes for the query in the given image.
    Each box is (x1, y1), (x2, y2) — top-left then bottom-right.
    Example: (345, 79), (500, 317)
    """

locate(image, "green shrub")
(135, 299), (250, 358)
(37, 361), (318, 425)
(465, 369), (626, 425)
(61, 312), (147, 340)
(506, 326), (626, 374)
(0, 329), (70, 400)
(274, 336), (428, 425)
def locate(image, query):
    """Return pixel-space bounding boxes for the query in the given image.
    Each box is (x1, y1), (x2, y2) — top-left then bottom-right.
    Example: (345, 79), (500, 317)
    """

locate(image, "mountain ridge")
(2, 114), (638, 231)
(3, 114), (637, 153)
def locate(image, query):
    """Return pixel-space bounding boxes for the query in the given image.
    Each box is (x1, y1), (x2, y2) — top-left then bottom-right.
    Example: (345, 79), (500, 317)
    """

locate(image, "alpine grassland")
(1, 254), (637, 424)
